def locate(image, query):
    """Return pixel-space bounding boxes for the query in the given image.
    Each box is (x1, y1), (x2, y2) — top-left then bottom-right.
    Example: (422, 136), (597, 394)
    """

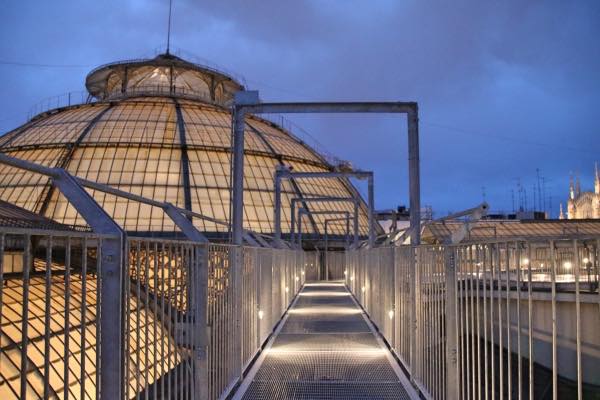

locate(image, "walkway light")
(388, 310), (394, 320)
(583, 257), (590, 264)
(285, 286), (289, 293)
(258, 310), (264, 320)
(295, 275), (299, 282)
(361, 286), (366, 293)
(350, 276), (354, 282)
(522, 258), (530, 266)
(563, 261), (572, 270)
(344, 269), (348, 276)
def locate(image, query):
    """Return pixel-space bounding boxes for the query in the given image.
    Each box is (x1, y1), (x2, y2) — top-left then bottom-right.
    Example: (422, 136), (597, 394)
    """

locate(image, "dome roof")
(85, 53), (244, 105)
(0, 57), (370, 238)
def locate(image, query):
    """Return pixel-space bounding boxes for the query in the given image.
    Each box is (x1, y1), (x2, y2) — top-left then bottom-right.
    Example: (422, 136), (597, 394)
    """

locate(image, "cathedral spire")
(575, 172), (581, 197)
(595, 162), (600, 194)
(559, 203), (565, 219)
(569, 173), (575, 200)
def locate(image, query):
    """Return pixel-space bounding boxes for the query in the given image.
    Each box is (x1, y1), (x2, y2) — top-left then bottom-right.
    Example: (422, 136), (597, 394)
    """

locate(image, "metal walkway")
(234, 282), (419, 400)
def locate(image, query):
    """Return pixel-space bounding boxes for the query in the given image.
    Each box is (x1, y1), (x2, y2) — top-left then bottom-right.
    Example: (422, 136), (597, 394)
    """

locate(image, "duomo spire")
(566, 164), (600, 219)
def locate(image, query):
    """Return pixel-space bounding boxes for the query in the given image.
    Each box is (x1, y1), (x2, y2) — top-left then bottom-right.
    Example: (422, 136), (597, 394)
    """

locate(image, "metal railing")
(0, 153), (313, 399)
(26, 84), (232, 122)
(0, 228), (311, 399)
(346, 238), (600, 399)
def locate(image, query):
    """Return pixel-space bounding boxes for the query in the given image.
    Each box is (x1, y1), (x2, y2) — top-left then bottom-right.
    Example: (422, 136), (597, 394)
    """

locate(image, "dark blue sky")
(1, 1), (599, 217)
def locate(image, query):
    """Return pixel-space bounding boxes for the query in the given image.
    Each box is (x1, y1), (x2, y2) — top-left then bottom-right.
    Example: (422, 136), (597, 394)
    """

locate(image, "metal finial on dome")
(166, 0), (173, 55)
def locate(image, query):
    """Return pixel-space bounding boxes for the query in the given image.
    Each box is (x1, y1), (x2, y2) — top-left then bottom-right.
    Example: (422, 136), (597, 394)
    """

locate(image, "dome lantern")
(85, 53), (245, 105)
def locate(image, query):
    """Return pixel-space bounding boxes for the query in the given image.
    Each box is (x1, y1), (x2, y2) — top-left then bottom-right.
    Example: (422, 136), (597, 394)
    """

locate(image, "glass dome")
(0, 55), (372, 239)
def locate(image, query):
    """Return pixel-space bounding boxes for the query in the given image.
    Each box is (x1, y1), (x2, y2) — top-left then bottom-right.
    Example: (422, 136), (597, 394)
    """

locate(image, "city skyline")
(1, 1), (599, 216)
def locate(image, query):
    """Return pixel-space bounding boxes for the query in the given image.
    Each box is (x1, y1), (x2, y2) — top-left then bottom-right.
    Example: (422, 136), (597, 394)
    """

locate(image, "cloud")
(1, 0), (599, 216)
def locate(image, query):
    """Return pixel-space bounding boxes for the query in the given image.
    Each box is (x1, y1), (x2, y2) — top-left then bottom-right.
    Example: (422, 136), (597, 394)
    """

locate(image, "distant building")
(560, 164), (600, 219)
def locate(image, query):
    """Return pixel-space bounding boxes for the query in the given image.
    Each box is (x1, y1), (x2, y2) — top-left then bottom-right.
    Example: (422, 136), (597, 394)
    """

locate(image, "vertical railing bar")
(178, 244), (184, 400)
(435, 249), (439, 399)
(550, 240), (557, 400)
(174, 244), (180, 400)
(135, 240), (142, 399)
(476, 245), (482, 400)
(95, 242), (102, 400)
(573, 239), (582, 400)
(482, 244), (489, 400)
(80, 236), (88, 400)
(152, 242), (159, 400)
(489, 244), (495, 400)
(436, 248), (440, 399)
(505, 242), (512, 400)
(144, 241), (151, 400)
(467, 246), (473, 400)
(43, 235), (52, 400)
(516, 242), (522, 400)
(181, 244), (188, 400)
(167, 243), (173, 400)
(439, 249), (445, 399)
(20, 234), (32, 400)
(123, 239), (131, 400)
(458, 247), (465, 400)
(64, 236), (72, 400)
(160, 242), (166, 400)
(428, 249), (433, 394)
(432, 250), (437, 399)
(527, 242), (533, 400)
(496, 243), (503, 400)
(185, 244), (192, 400)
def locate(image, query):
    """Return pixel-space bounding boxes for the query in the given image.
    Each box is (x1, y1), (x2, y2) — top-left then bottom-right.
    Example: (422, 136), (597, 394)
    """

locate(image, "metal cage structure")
(346, 239), (600, 400)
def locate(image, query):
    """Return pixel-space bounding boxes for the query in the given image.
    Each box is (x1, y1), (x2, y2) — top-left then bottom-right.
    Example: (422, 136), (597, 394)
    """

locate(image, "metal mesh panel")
(242, 381), (412, 400)
(239, 283), (414, 400)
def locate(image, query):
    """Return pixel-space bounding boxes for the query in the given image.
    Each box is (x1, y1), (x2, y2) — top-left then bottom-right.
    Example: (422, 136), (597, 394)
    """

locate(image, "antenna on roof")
(166, 0), (173, 54)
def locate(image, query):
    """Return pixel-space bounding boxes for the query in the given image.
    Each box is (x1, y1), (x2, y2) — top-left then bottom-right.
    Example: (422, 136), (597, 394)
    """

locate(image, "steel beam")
(274, 170), (374, 247)
(239, 102), (416, 115)
(407, 107), (421, 245)
(324, 214), (351, 280)
(232, 94), (420, 249)
(297, 208), (351, 248)
(289, 196), (359, 247)
(231, 105), (247, 245)
(43, 171), (124, 400)
(163, 203), (209, 243)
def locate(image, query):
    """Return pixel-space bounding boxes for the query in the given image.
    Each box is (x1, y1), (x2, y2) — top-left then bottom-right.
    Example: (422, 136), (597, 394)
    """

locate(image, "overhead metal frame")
(289, 196), (360, 247)
(231, 93), (421, 247)
(274, 168), (373, 247)
(296, 208), (352, 249)
(324, 214), (352, 280)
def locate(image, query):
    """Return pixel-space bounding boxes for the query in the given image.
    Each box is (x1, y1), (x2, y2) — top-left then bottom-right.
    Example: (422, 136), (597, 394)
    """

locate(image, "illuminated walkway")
(234, 282), (418, 400)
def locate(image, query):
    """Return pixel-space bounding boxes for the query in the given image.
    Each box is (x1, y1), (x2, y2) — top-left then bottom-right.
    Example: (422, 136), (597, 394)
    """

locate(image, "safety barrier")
(0, 228), (311, 399)
(346, 238), (600, 400)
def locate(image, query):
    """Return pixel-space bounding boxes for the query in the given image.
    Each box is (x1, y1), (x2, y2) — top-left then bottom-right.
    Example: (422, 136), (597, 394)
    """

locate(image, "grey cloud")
(1, 0), (599, 216)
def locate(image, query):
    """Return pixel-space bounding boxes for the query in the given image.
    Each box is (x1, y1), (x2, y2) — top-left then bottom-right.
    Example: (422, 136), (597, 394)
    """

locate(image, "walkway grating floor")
(234, 282), (418, 400)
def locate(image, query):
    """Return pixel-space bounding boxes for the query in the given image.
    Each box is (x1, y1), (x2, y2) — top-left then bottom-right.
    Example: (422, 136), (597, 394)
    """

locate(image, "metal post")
(290, 199), (296, 245)
(368, 174), (375, 247)
(231, 106), (247, 246)
(346, 215), (350, 249)
(274, 171), (282, 246)
(297, 213), (303, 248)
(325, 223), (329, 281)
(408, 107), (421, 245)
(193, 245), (209, 400)
(445, 247), (459, 399)
(409, 246), (418, 382)
(354, 202), (359, 246)
(51, 171), (124, 400)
